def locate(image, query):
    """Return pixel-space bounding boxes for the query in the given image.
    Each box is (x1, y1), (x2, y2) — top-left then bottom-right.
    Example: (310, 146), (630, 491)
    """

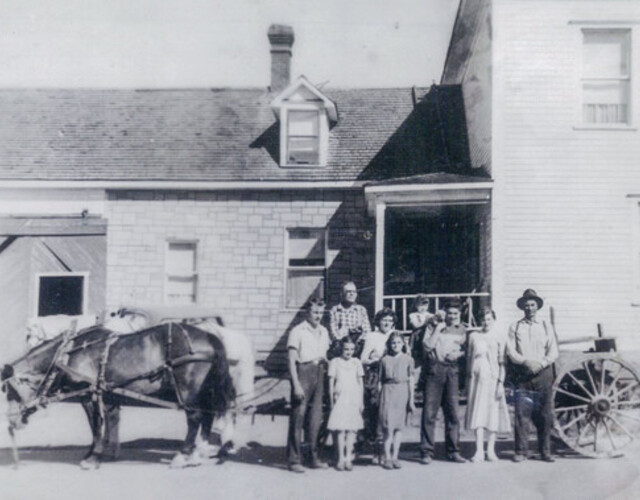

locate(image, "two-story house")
(444, 0), (640, 349)
(0, 24), (491, 365)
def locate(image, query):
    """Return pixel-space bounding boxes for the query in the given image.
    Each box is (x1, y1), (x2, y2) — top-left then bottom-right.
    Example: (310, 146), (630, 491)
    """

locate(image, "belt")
(297, 359), (324, 366)
(429, 359), (459, 367)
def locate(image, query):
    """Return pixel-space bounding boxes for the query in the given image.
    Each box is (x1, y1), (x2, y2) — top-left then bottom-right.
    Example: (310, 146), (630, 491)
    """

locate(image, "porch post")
(375, 202), (386, 312)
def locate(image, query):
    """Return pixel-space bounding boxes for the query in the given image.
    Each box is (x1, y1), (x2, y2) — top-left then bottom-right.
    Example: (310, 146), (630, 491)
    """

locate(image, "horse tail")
(207, 343), (236, 413)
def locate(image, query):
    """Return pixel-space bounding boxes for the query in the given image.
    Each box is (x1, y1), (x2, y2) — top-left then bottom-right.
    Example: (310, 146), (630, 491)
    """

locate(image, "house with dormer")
(0, 24), (492, 365)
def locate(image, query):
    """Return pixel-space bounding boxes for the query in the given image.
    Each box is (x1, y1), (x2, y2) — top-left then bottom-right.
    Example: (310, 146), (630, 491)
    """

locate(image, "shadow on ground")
(0, 435), (584, 469)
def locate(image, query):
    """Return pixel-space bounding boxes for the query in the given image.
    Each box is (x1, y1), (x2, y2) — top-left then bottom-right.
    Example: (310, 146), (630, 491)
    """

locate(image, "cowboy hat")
(516, 289), (544, 310)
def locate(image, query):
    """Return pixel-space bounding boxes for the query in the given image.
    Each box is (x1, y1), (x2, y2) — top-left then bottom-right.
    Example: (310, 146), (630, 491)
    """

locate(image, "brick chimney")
(268, 24), (294, 93)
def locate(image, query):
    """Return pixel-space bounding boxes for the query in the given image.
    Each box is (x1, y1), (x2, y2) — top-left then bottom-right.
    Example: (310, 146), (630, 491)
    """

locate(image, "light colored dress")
(327, 357), (364, 431)
(378, 353), (414, 432)
(465, 327), (511, 433)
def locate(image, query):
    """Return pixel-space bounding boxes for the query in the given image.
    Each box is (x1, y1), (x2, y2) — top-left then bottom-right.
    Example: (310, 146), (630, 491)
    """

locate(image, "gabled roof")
(270, 75), (338, 122)
(0, 84), (474, 183)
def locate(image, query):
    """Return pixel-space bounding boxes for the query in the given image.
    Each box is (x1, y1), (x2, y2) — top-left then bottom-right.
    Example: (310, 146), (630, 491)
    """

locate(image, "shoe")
(310, 460), (329, 469)
(540, 454), (556, 463)
(513, 454), (527, 463)
(288, 463), (305, 473)
(447, 453), (467, 464)
(392, 459), (402, 469)
(382, 459), (393, 470)
(345, 461), (353, 471)
(335, 461), (345, 471)
(420, 455), (432, 465)
(470, 453), (485, 463)
(486, 453), (499, 462)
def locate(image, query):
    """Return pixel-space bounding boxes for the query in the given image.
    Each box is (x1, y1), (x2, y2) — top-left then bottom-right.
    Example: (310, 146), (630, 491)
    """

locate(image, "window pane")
(167, 242), (196, 275)
(286, 269), (325, 308)
(166, 276), (197, 304)
(583, 81), (629, 123)
(288, 137), (319, 164)
(38, 275), (84, 316)
(583, 30), (629, 78)
(288, 229), (325, 266)
(288, 110), (319, 136)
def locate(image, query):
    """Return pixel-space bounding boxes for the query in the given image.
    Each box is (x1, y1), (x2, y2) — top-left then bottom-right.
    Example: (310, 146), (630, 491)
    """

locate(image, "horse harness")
(4, 322), (222, 421)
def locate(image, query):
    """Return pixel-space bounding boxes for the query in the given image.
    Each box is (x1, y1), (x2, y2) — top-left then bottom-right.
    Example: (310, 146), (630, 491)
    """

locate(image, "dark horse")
(1, 322), (235, 468)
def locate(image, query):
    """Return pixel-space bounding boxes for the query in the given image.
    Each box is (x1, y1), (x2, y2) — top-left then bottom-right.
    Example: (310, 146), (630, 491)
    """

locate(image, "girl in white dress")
(327, 337), (364, 471)
(465, 308), (511, 462)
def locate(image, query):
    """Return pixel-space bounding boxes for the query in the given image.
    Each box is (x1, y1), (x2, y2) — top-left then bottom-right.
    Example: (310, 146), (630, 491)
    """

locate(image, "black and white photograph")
(1, 1), (640, 499)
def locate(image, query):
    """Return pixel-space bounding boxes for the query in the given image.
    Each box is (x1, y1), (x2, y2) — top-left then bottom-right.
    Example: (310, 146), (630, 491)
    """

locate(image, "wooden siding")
(493, 0), (640, 349)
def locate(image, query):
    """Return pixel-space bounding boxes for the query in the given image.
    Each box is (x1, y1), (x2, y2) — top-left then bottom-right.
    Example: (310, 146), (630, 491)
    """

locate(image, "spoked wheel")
(553, 356), (640, 458)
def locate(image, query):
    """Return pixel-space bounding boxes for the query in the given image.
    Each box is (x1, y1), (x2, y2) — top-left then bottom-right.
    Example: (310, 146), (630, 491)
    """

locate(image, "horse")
(1, 321), (236, 469)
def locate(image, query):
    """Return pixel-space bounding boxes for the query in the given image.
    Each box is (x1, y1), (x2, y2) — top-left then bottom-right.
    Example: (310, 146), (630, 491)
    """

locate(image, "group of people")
(286, 282), (559, 473)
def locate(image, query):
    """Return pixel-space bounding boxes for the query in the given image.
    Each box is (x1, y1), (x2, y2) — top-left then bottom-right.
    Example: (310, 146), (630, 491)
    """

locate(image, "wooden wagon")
(551, 325), (640, 458)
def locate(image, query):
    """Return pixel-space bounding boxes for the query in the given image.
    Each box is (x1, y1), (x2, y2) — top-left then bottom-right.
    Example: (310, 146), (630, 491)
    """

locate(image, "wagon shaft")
(552, 355), (640, 458)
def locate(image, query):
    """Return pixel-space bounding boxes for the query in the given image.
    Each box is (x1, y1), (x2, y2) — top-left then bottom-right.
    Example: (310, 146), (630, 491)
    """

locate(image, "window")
(286, 109), (320, 165)
(37, 274), (86, 316)
(582, 29), (631, 125)
(165, 241), (197, 304)
(285, 228), (327, 308)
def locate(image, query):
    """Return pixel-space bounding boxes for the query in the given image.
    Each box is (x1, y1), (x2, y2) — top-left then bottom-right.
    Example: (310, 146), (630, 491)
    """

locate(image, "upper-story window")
(286, 109), (320, 165)
(581, 28), (631, 125)
(271, 76), (338, 168)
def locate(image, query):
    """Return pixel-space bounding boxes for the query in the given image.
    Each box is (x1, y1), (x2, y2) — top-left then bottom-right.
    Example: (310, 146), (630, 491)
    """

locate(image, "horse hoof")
(79, 457), (100, 470)
(169, 453), (188, 469)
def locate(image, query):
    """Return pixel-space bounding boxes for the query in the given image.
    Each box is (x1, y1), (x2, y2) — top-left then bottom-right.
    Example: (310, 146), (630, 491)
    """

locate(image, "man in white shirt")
(506, 289), (559, 463)
(286, 298), (330, 472)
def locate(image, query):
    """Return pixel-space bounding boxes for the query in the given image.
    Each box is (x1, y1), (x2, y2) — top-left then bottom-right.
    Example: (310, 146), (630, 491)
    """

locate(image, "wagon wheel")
(553, 355), (640, 458)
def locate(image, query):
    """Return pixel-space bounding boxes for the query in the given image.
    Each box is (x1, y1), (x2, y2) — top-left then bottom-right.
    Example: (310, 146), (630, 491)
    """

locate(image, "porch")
(365, 173), (493, 330)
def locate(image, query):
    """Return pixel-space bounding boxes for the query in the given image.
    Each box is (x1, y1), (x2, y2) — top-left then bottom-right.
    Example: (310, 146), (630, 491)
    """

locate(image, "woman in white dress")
(465, 308), (511, 462)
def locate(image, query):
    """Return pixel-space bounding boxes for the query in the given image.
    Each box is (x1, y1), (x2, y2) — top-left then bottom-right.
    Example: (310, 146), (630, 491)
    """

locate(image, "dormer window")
(271, 76), (338, 168)
(286, 109), (321, 165)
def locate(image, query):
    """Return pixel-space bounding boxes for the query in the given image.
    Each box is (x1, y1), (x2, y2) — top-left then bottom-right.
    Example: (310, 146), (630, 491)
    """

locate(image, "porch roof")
(364, 171), (492, 214)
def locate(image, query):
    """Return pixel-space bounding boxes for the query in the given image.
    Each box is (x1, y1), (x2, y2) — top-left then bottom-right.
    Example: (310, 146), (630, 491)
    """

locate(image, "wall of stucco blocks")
(105, 188), (375, 366)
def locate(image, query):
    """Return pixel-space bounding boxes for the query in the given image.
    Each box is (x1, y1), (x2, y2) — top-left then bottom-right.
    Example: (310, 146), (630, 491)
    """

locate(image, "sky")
(0, 0), (460, 89)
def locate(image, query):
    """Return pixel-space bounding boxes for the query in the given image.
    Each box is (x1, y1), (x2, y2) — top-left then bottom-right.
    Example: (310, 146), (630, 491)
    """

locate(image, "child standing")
(465, 308), (511, 462)
(327, 337), (365, 471)
(378, 333), (415, 470)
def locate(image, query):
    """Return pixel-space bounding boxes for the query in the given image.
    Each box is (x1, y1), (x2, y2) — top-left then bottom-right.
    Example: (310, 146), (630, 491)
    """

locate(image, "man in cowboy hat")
(419, 297), (468, 464)
(506, 289), (559, 463)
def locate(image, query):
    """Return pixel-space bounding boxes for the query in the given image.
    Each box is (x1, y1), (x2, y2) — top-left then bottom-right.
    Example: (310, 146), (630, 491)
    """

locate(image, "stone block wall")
(105, 188), (375, 366)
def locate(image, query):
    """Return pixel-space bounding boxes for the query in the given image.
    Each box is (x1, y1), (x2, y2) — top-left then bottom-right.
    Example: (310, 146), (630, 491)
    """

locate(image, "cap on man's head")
(444, 297), (462, 310)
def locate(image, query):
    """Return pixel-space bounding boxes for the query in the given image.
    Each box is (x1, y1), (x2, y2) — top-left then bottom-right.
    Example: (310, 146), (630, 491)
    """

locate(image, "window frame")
(578, 27), (633, 128)
(279, 104), (329, 168)
(34, 271), (89, 317)
(164, 239), (199, 305)
(283, 227), (329, 310)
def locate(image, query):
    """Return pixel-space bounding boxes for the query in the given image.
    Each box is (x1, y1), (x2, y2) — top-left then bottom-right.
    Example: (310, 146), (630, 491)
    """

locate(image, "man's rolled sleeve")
(287, 327), (301, 352)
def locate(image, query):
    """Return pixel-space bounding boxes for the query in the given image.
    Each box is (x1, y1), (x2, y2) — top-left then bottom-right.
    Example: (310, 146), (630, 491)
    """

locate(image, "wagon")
(551, 325), (640, 458)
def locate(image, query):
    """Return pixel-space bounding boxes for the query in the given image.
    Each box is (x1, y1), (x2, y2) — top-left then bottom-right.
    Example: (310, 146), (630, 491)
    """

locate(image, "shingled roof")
(0, 84), (476, 183)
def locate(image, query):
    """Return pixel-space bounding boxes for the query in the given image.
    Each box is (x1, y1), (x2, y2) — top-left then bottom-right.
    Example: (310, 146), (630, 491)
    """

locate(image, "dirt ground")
(1, 402), (640, 500)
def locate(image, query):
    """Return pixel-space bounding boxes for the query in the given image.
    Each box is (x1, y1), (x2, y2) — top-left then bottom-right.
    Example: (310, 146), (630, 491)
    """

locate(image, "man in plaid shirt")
(329, 281), (372, 344)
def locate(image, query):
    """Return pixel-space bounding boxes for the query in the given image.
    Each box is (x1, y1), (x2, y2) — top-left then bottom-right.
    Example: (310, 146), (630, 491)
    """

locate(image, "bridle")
(2, 372), (42, 427)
